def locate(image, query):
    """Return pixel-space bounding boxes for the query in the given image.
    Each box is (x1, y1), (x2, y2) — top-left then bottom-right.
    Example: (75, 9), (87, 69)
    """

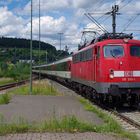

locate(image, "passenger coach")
(33, 56), (72, 80)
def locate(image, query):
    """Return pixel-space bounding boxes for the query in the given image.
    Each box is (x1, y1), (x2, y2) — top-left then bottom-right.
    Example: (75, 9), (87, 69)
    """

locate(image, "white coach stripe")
(133, 71), (140, 77)
(114, 71), (124, 77)
(32, 70), (71, 78)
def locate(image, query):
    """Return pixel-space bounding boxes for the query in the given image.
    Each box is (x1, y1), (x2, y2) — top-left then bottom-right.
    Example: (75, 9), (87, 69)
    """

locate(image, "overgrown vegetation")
(0, 81), (61, 104)
(0, 94), (138, 139)
(0, 78), (15, 86)
(0, 62), (30, 81)
(0, 94), (10, 105)
(0, 113), (137, 140)
(0, 115), (100, 135)
(7, 81), (60, 96)
(79, 97), (138, 140)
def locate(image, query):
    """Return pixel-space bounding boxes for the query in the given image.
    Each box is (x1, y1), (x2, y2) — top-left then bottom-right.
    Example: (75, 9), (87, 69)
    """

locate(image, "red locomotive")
(33, 33), (140, 106)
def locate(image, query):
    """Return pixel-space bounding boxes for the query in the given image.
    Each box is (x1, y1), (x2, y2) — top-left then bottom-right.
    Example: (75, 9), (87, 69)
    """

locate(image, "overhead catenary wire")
(116, 0), (126, 5)
(93, 0), (105, 11)
(97, 11), (111, 21)
(85, 13), (109, 33)
(122, 13), (140, 32)
(125, 29), (140, 32)
(99, 14), (111, 23)
(119, 0), (134, 10)
(95, 0), (118, 21)
(95, 0), (134, 24)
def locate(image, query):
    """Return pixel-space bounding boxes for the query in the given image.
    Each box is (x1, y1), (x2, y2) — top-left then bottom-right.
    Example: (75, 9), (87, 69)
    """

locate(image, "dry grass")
(7, 80), (62, 96)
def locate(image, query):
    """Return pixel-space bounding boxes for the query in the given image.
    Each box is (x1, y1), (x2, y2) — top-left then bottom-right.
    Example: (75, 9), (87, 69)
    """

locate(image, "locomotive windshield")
(130, 46), (140, 57)
(104, 45), (124, 58)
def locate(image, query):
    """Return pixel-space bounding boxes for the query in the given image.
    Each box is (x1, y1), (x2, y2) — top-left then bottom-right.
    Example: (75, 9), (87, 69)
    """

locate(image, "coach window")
(73, 56), (75, 62)
(97, 46), (100, 58)
(78, 53), (80, 62)
(83, 51), (86, 61)
(86, 48), (93, 60)
(73, 55), (75, 63)
(80, 52), (83, 61)
(75, 54), (77, 62)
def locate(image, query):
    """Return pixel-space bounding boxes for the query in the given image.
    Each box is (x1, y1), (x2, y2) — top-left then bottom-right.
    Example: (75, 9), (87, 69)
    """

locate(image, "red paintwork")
(71, 39), (140, 83)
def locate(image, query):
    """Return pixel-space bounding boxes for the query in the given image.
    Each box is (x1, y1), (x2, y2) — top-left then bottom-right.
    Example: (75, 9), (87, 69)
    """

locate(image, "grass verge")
(0, 115), (100, 135)
(8, 80), (61, 96)
(0, 94), (10, 104)
(0, 96), (138, 140)
(0, 81), (138, 140)
(7, 81), (60, 96)
(0, 113), (137, 140)
(0, 78), (15, 86)
(79, 97), (138, 140)
(0, 80), (61, 104)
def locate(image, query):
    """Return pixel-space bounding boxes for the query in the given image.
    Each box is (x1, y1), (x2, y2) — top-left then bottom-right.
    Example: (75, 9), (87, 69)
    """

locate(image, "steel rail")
(0, 80), (28, 91)
(97, 103), (140, 130)
(112, 110), (140, 130)
(0, 77), (38, 91)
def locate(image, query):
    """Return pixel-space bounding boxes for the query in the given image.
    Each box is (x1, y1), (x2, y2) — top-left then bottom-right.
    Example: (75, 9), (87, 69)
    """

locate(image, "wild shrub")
(0, 62), (30, 81)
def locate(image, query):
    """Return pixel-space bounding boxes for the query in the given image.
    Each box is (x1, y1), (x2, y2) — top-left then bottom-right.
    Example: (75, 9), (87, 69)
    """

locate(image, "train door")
(94, 46), (100, 82)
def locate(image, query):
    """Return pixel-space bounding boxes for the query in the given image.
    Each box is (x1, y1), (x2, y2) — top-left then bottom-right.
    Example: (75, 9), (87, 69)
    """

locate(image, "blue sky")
(0, 0), (140, 51)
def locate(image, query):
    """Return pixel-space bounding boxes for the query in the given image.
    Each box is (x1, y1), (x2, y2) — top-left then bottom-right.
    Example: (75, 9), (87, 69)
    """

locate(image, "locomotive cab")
(98, 39), (140, 105)
(71, 32), (140, 106)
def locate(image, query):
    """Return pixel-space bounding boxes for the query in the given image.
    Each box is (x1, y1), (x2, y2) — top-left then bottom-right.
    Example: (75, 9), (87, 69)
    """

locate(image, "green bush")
(0, 62), (30, 81)
(0, 94), (10, 104)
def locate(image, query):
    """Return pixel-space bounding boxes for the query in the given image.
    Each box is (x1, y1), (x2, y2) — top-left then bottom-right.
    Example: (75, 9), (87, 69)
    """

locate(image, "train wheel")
(128, 94), (137, 107)
(112, 96), (122, 108)
(82, 86), (87, 97)
(91, 89), (97, 102)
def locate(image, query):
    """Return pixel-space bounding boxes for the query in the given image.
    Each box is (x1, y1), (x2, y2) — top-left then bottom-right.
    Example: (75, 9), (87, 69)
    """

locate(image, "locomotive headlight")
(109, 69), (114, 79)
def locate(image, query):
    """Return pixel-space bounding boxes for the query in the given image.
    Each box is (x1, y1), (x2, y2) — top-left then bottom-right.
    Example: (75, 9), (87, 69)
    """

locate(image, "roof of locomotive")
(97, 39), (140, 45)
(33, 56), (72, 68)
(73, 39), (140, 55)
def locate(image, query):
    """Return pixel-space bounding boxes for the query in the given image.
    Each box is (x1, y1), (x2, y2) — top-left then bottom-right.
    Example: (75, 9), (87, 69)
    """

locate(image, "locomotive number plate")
(124, 71), (133, 77)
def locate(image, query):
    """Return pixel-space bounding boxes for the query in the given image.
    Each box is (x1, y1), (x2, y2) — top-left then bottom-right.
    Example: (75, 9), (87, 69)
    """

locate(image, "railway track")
(88, 105), (140, 138)
(83, 98), (140, 138)
(0, 80), (29, 91)
(50, 78), (140, 138)
(88, 101), (140, 138)
(0, 77), (38, 92)
(115, 110), (140, 129)
(114, 110), (140, 136)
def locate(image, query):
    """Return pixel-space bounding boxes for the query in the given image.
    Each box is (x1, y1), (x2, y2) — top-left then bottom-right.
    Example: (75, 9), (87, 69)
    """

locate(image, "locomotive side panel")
(71, 47), (95, 82)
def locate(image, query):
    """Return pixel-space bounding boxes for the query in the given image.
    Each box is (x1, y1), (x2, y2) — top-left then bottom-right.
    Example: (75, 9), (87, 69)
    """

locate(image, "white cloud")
(33, 16), (66, 33)
(23, 15), (81, 50)
(0, 0), (139, 51)
(0, 6), (81, 50)
(85, 23), (105, 35)
(72, 0), (94, 8)
(22, 0), (71, 15)
(0, 7), (26, 36)
(21, 0), (99, 16)
(0, 7), (24, 26)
